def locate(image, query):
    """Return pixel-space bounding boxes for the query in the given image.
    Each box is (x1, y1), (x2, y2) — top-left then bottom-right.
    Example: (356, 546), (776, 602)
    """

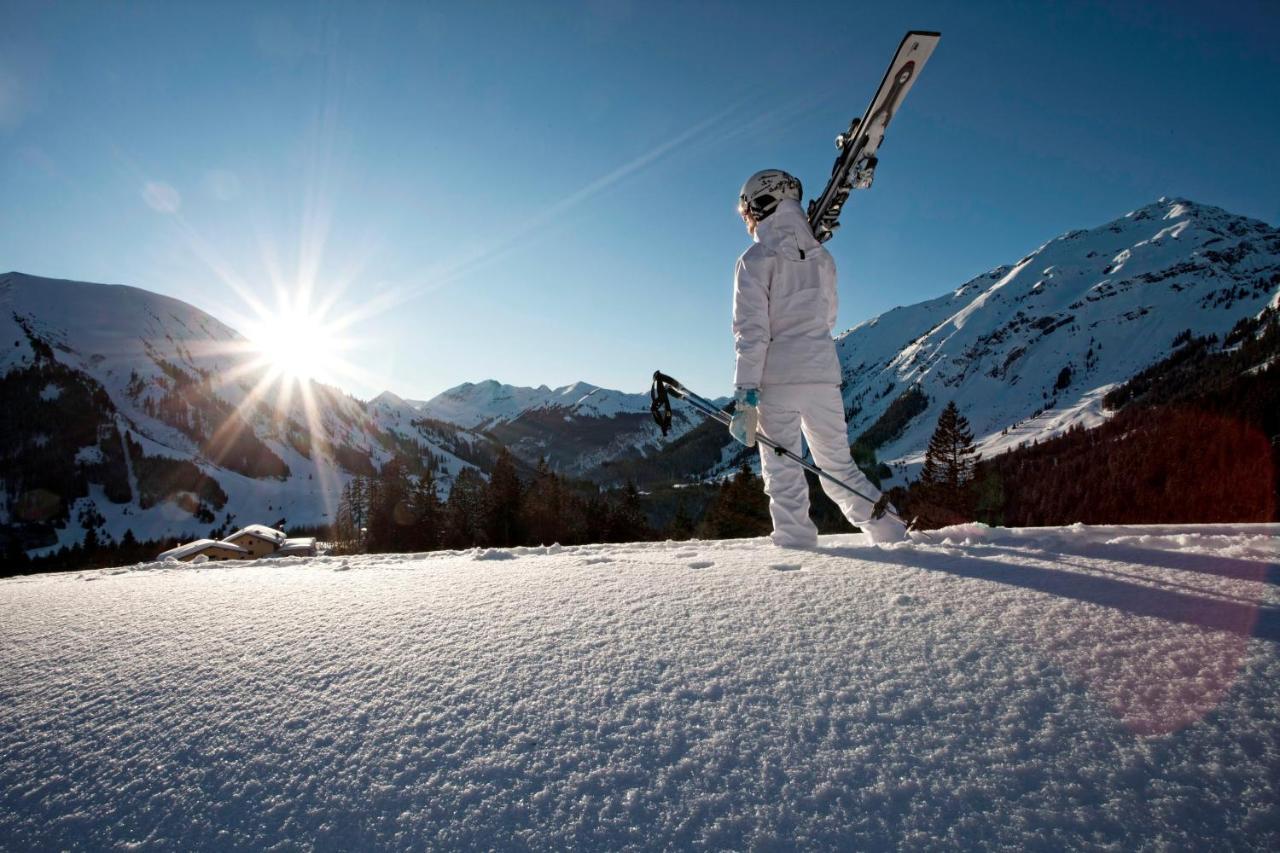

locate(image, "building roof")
(225, 525), (288, 545)
(276, 538), (318, 557)
(157, 539), (249, 561)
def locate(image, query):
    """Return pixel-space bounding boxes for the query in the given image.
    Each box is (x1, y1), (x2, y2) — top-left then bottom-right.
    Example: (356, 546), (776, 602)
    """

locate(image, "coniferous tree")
(696, 460), (772, 540)
(484, 448), (523, 547)
(405, 468), (443, 551)
(581, 492), (610, 543)
(901, 401), (978, 528)
(918, 401), (978, 521)
(443, 467), (489, 549)
(349, 477), (367, 533)
(521, 458), (566, 546)
(606, 480), (650, 543)
(366, 459), (413, 552)
(668, 498), (695, 540)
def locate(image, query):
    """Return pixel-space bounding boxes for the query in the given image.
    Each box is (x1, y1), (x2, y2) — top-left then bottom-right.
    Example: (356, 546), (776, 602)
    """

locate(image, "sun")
(249, 310), (334, 383)
(242, 291), (354, 388)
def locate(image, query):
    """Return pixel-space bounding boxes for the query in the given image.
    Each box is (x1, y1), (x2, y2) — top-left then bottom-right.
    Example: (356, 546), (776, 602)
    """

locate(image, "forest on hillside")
(894, 309), (1279, 527)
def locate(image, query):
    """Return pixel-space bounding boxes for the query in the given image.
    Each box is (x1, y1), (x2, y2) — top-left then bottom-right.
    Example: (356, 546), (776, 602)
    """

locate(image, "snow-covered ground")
(2, 525), (1277, 850)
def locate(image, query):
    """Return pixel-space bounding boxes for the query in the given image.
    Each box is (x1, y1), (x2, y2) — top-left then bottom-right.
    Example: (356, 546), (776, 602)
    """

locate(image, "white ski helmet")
(738, 169), (803, 222)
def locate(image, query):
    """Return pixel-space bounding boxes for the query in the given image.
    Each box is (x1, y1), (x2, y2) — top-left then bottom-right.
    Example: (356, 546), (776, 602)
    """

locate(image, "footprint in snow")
(769, 563), (803, 572)
(581, 556), (614, 565)
(687, 560), (714, 569)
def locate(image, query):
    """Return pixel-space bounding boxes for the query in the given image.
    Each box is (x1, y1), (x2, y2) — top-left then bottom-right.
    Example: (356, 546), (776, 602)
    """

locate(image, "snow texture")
(2, 524), (1277, 850)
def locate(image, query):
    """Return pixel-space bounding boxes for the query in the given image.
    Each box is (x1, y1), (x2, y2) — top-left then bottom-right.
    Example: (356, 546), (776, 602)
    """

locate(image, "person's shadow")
(825, 540), (1280, 642)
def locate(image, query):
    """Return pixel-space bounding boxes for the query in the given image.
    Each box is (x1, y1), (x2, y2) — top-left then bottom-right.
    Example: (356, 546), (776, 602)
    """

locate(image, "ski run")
(2, 524), (1277, 850)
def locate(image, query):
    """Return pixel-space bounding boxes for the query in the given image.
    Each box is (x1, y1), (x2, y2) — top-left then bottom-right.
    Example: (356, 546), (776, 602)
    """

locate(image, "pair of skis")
(650, 31), (941, 533)
(807, 30), (941, 242)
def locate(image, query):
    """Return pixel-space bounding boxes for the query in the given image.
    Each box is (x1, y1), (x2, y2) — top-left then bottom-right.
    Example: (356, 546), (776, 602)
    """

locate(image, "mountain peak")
(372, 390), (407, 407)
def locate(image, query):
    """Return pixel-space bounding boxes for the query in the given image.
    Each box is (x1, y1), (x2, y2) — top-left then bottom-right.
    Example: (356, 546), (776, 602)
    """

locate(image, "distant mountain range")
(2, 197), (1277, 552)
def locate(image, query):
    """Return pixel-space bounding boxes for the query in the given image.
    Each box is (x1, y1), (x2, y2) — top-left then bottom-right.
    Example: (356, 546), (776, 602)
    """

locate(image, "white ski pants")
(757, 383), (901, 547)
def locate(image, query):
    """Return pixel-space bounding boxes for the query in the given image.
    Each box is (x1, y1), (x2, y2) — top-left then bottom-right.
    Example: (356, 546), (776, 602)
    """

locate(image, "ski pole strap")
(650, 371), (678, 435)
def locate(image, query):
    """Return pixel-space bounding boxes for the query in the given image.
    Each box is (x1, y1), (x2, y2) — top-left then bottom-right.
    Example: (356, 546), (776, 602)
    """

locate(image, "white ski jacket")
(732, 198), (842, 388)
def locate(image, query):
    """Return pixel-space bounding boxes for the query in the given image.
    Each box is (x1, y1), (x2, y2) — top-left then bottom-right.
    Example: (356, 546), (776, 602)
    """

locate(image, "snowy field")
(2, 525), (1278, 851)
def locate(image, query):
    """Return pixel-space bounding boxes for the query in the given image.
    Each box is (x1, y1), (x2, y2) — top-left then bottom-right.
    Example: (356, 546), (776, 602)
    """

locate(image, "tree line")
(334, 448), (656, 553)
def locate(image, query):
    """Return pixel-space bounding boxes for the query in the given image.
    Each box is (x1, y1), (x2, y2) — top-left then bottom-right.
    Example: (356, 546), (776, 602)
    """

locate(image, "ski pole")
(650, 371), (918, 531)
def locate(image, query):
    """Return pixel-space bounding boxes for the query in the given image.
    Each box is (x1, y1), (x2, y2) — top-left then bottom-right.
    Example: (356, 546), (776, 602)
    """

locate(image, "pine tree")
(696, 460), (771, 540)
(484, 449), (523, 547)
(405, 468), (443, 552)
(443, 467), (489, 549)
(668, 498), (695, 540)
(522, 458), (566, 546)
(606, 480), (650, 543)
(919, 401), (978, 521)
(349, 477), (367, 532)
(82, 524), (100, 556)
(366, 459), (413, 552)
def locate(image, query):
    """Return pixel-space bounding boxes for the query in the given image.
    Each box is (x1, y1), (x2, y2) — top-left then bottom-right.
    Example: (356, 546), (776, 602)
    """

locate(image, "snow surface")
(2, 525), (1277, 850)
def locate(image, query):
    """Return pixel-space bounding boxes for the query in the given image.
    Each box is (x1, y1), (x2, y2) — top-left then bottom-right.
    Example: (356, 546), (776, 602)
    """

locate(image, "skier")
(729, 169), (908, 547)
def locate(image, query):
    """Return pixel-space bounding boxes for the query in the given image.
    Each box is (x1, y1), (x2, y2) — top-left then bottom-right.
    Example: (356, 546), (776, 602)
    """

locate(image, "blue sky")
(2, 1), (1277, 400)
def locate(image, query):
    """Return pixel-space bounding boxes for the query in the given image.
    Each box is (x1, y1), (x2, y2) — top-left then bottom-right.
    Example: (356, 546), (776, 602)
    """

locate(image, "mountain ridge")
(833, 196), (1278, 476)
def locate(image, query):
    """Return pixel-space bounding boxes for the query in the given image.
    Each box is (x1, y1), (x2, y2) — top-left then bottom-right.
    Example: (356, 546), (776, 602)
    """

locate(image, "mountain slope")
(0, 273), (492, 552)
(837, 197), (1280, 473)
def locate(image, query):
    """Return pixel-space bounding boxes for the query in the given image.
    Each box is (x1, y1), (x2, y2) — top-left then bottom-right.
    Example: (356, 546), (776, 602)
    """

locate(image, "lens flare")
(241, 292), (350, 385)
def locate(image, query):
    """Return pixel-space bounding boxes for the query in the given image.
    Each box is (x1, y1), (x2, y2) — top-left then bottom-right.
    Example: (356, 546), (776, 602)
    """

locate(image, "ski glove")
(729, 387), (759, 447)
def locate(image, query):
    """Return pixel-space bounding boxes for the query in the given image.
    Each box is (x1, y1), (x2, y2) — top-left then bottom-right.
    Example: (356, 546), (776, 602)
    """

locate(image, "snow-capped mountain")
(0, 273), (490, 552)
(417, 380), (594, 430)
(835, 197), (1279, 474)
(418, 380), (660, 429)
(414, 379), (699, 474)
(614, 197), (1279, 485)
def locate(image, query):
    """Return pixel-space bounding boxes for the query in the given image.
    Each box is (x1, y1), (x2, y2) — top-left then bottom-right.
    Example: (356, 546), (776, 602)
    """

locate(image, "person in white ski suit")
(730, 170), (907, 547)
